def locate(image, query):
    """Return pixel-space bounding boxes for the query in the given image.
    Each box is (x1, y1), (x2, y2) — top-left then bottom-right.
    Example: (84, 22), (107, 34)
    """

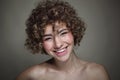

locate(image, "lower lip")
(55, 49), (67, 57)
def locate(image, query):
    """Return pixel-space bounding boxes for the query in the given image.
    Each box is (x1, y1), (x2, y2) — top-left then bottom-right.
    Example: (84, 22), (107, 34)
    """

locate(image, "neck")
(53, 51), (80, 72)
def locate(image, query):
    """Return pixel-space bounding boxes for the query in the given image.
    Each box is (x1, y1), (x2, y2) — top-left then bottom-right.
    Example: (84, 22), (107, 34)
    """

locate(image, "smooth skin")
(16, 22), (110, 80)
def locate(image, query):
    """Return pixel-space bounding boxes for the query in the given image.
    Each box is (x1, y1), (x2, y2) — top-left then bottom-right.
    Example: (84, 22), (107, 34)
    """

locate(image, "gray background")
(0, 0), (120, 80)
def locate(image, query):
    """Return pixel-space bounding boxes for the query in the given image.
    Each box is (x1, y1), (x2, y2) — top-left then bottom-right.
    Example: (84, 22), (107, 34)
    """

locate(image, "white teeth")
(56, 48), (66, 53)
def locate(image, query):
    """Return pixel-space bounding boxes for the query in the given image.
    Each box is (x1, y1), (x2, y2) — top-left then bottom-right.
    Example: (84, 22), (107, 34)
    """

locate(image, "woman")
(16, 0), (110, 80)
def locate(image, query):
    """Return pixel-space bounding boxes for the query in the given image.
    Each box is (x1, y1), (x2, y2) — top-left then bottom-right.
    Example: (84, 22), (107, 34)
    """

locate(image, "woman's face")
(42, 22), (74, 62)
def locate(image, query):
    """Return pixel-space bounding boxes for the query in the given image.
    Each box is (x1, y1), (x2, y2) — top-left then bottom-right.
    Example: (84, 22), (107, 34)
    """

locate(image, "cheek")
(43, 42), (53, 51)
(63, 33), (74, 44)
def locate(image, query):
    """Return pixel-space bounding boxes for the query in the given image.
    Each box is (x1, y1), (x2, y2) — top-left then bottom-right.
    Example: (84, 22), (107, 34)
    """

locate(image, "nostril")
(54, 36), (63, 49)
(54, 41), (63, 50)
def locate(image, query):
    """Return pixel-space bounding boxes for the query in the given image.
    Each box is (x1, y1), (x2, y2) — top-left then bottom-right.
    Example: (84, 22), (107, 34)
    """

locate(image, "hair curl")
(25, 0), (86, 54)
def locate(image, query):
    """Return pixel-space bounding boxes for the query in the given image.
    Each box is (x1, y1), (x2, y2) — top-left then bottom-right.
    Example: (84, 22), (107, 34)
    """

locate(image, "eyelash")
(60, 31), (68, 36)
(44, 37), (52, 41)
(43, 30), (69, 41)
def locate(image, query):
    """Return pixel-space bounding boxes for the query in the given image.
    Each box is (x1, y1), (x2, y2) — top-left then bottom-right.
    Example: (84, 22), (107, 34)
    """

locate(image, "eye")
(59, 29), (69, 36)
(43, 37), (52, 41)
(60, 31), (68, 35)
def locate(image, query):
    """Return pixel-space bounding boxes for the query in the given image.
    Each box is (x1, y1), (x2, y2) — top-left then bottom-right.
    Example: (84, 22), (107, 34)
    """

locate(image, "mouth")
(54, 46), (68, 56)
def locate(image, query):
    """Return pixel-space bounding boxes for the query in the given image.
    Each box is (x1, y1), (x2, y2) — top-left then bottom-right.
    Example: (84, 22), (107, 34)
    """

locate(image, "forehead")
(44, 21), (67, 34)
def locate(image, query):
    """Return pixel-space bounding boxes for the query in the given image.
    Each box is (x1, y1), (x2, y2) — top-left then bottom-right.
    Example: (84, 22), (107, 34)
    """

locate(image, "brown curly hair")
(25, 0), (86, 54)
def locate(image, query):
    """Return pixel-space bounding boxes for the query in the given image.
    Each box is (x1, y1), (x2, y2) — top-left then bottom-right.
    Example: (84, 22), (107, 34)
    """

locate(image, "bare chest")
(36, 71), (90, 80)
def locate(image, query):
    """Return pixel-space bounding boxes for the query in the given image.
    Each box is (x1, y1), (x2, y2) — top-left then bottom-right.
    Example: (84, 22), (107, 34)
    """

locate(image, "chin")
(56, 55), (70, 62)
(55, 46), (73, 62)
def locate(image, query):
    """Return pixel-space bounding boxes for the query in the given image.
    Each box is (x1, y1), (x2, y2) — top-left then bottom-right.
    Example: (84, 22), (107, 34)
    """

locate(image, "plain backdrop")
(0, 0), (120, 80)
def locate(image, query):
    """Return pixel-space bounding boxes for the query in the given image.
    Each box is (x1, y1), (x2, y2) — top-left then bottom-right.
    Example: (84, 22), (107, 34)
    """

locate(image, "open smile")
(53, 46), (68, 56)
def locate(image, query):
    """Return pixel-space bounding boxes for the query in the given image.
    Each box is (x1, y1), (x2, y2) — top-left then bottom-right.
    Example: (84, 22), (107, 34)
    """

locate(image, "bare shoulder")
(85, 62), (110, 80)
(16, 63), (47, 80)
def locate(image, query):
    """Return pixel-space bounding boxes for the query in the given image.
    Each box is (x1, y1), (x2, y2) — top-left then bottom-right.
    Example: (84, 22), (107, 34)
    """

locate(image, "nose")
(54, 36), (63, 49)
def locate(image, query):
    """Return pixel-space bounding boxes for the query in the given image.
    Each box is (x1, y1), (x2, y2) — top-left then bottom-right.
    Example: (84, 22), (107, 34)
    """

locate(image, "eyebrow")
(42, 34), (52, 37)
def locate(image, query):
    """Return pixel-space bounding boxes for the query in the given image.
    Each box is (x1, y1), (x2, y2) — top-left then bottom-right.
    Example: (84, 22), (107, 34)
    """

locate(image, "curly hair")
(25, 0), (86, 54)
